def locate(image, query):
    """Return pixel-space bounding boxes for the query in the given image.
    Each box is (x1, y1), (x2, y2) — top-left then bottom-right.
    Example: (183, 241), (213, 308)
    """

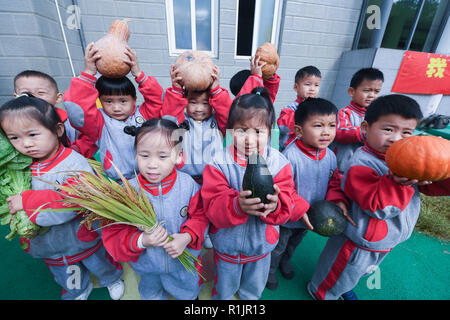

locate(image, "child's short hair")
(14, 70), (59, 92)
(0, 94), (69, 146)
(229, 69), (251, 96)
(364, 94), (423, 125)
(294, 98), (338, 125)
(96, 76), (137, 98)
(350, 68), (384, 89)
(226, 87), (275, 132)
(295, 66), (321, 83)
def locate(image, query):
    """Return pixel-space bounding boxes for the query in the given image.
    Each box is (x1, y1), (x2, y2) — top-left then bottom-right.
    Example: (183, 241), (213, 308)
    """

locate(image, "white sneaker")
(107, 279), (125, 300)
(74, 282), (93, 300)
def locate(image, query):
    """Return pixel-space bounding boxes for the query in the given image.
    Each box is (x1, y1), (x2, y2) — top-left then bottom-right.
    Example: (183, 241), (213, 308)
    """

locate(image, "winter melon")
(242, 152), (274, 204)
(307, 200), (346, 237)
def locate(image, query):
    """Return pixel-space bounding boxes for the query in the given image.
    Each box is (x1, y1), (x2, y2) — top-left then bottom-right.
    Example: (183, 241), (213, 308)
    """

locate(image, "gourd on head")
(95, 19), (132, 78)
(254, 42), (280, 80)
(386, 135), (450, 181)
(174, 50), (215, 92)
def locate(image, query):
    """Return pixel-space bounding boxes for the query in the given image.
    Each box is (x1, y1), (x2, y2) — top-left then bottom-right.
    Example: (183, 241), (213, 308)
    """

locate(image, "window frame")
(165, 0), (219, 57)
(234, 0), (284, 59)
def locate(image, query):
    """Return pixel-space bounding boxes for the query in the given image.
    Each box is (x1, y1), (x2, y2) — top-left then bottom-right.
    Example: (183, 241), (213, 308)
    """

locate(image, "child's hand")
(6, 195), (23, 214)
(210, 65), (220, 90)
(334, 201), (356, 227)
(83, 42), (101, 76)
(300, 213), (314, 230)
(163, 232), (192, 259)
(389, 170), (433, 187)
(124, 45), (142, 78)
(170, 64), (183, 89)
(141, 225), (169, 248)
(250, 55), (266, 78)
(239, 184), (280, 218)
(261, 184), (280, 217)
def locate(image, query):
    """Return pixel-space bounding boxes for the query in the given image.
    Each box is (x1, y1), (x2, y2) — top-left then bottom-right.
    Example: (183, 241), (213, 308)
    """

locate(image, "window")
(166, 0), (219, 57)
(235, 0), (283, 58)
(354, 0), (449, 52)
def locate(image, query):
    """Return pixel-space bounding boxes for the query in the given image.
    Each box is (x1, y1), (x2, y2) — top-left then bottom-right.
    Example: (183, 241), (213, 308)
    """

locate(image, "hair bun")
(123, 125), (138, 136)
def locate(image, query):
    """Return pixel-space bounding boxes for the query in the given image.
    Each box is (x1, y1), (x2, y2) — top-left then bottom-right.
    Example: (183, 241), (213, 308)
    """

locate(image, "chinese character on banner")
(392, 51), (450, 95)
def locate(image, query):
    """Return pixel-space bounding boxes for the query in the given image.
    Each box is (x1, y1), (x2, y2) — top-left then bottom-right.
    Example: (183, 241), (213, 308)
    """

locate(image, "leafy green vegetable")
(0, 131), (38, 241)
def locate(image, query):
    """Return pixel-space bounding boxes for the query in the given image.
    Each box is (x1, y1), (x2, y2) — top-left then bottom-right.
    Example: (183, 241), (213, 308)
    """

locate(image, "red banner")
(391, 51), (450, 95)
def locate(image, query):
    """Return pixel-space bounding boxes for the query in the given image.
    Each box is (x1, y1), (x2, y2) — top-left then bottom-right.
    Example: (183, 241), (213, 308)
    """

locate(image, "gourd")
(95, 19), (132, 78)
(386, 135), (450, 181)
(307, 200), (346, 237)
(254, 42), (280, 80)
(242, 152), (275, 204)
(174, 50), (215, 91)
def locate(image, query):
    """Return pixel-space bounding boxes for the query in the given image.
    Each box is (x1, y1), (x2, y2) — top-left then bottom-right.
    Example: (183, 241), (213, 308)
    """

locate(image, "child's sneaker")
(265, 272), (278, 290)
(74, 282), (93, 300)
(340, 290), (358, 300)
(107, 279), (125, 300)
(279, 259), (295, 279)
(306, 282), (317, 300)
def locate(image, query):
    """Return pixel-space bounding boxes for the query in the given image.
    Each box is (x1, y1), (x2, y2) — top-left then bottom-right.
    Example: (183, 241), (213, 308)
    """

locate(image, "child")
(277, 66), (322, 151)
(332, 67), (384, 173)
(101, 118), (209, 300)
(307, 94), (450, 300)
(2, 95), (124, 300)
(266, 98), (355, 290)
(201, 87), (309, 300)
(13, 70), (97, 158)
(64, 42), (163, 181)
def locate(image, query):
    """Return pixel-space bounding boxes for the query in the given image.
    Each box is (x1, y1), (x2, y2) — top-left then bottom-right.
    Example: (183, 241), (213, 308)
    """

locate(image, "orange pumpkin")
(174, 50), (215, 91)
(385, 135), (450, 181)
(254, 42), (280, 80)
(95, 19), (131, 78)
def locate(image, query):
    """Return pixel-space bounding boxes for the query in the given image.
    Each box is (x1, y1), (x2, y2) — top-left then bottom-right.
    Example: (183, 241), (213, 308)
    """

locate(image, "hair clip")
(255, 91), (261, 96)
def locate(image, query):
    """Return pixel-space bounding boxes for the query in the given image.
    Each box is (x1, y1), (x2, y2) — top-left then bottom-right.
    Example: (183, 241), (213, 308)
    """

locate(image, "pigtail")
(123, 125), (138, 136)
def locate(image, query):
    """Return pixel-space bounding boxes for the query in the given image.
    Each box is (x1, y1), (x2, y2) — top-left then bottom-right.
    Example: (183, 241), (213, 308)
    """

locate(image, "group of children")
(2, 43), (449, 300)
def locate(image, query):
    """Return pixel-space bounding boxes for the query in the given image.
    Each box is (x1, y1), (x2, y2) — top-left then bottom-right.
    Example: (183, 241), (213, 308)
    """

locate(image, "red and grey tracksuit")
(20, 144), (122, 300)
(276, 96), (304, 151)
(308, 143), (450, 300)
(269, 138), (347, 275)
(201, 144), (308, 299)
(330, 101), (366, 172)
(101, 169), (209, 300)
(64, 71), (163, 181)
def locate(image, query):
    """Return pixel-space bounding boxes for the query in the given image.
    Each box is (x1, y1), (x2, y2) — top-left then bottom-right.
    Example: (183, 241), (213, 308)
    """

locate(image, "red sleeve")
(209, 86), (233, 135)
(344, 165), (415, 219)
(63, 72), (104, 144)
(335, 108), (363, 144)
(161, 86), (187, 124)
(237, 74), (280, 103)
(277, 108), (295, 135)
(180, 190), (209, 251)
(419, 178), (450, 196)
(101, 223), (144, 263)
(325, 168), (350, 207)
(135, 71), (164, 120)
(201, 165), (249, 229)
(70, 133), (98, 159)
(263, 73), (280, 103)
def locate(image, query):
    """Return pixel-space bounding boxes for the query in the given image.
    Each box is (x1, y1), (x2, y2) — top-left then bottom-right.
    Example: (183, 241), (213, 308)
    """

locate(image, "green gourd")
(307, 200), (346, 237)
(242, 152), (274, 204)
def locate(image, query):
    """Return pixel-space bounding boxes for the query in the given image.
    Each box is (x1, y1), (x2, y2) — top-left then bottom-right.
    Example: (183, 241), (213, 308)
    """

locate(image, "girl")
(2, 95), (124, 300)
(201, 87), (309, 300)
(64, 43), (163, 181)
(101, 118), (209, 300)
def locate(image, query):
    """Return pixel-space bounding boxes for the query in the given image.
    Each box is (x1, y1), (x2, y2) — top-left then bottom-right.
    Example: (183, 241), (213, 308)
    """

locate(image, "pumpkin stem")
(122, 18), (133, 24)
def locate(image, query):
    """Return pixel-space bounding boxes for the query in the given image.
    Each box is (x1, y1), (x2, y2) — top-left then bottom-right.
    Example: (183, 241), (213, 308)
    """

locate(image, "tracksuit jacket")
(277, 96), (304, 151)
(308, 142), (450, 300)
(20, 144), (122, 299)
(201, 144), (309, 299)
(101, 169), (209, 300)
(64, 71), (163, 180)
(161, 73), (280, 182)
(330, 101), (366, 172)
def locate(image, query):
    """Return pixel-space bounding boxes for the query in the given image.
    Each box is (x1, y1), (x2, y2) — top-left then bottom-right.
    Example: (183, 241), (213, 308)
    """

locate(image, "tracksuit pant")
(269, 226), (307, 275)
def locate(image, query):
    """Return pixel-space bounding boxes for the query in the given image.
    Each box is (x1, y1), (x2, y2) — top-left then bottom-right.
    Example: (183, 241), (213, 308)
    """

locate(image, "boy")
(277, 66), (321, 151)
(266, 98), (354, 290)
(13, 70), (98, 159)
(307, 94), (450, 300)
(332, 68), (384, 173)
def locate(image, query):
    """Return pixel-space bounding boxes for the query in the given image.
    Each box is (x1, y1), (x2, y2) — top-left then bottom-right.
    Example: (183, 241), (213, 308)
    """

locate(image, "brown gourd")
(174, 50), (215, 91)
(95, 19), (132, 78)
(385, 135), (450, 181)
(254, 42), (280, 80)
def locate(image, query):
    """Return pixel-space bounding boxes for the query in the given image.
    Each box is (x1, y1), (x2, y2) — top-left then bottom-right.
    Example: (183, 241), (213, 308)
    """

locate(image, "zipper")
(158, 183), (168, 273)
